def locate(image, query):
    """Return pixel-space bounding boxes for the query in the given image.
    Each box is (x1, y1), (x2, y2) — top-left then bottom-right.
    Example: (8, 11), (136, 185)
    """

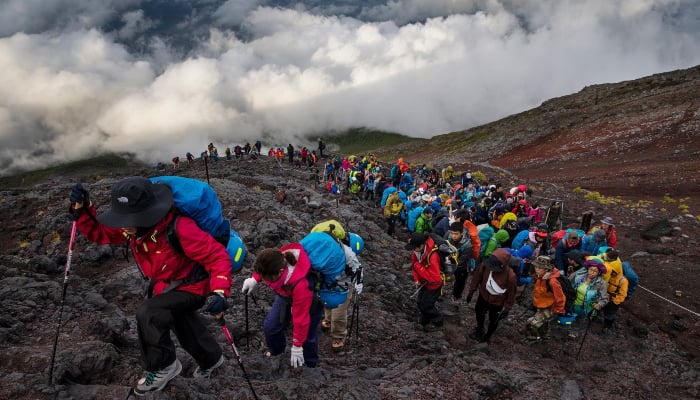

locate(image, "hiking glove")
(498, 310), (509, 321)
(241, 277), (257, 294)
(466, 292), (474, 303)
(69, 183), (87, 204)
(290, 345), (304, 368)
(354, 283), (363, 295)
(203, 291), (228, 315)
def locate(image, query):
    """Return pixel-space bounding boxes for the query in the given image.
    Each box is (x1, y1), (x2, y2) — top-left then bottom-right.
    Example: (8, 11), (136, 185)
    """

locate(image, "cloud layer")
(1, 0), (699, 173)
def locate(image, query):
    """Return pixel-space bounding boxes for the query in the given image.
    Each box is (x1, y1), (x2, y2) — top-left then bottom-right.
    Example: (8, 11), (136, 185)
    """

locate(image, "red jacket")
(252, 243), (313, 347)
(411, 237), (443, 290)
(76, 205), (232, 298)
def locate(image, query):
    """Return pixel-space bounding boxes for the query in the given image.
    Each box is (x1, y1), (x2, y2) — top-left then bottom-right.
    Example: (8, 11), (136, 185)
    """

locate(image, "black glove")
(497, 310), (509, 321)
(203, 292), (228, 315)
(466, 292), (474, 303)
(70, 183), (88, 204)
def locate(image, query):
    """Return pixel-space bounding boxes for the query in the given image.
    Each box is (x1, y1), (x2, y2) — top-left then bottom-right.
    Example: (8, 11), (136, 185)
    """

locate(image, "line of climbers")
(159, 139), (330, 171)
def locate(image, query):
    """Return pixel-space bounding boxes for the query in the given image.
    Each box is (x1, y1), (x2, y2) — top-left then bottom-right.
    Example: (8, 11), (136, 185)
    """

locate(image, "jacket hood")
(495, 229), (510, 243)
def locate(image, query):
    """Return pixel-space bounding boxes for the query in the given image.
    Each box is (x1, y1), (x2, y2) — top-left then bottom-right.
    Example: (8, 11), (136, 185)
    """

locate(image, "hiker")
(383, 190), (405, 236)
(554, 230), (582, 273)
(415, 206), (435, 233)
(592, 217), (617, 248)
(430, 205), (451, 237)
(525, 256), (565, 341)
(172, 156), (180, 169)
(569, 258), (608, 320)
(287, 144), (294, 164)
(318, 139), (325, 158)
(564, 249), (586, 275)
(407, 232), (444, 332)
(240, 246), (325, 368)
(482, 229), (510, 259)
(452, 208), (481, 261)
(320, 233), (364, 352)
(601, 248), (628, 333)
(447, 222), (474, 302)
(466, 248), (517, 343)
(581, 229), (607, 256)
(68, 177), (231, 395)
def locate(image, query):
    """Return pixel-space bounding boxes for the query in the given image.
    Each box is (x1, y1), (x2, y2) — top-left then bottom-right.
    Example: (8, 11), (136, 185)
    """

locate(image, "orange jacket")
(532, 268), (566, 313)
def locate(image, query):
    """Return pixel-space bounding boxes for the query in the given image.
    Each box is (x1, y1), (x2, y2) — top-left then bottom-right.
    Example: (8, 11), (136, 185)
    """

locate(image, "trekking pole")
(217, 314), (260, 400)
(245, 294), (250, 347)
(346, 291), (360, 344)
(48, 221), (77, 385)
(576, 310), (596, 360)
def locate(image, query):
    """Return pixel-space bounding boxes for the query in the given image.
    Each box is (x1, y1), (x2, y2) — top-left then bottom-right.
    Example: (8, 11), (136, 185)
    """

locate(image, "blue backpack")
(150, 176), (246, 273)
(621, 261), (639, 299)
(299, 232), (349, 308)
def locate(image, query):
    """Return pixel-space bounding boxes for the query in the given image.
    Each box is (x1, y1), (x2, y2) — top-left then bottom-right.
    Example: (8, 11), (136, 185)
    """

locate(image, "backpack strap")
(156, 216), (210, 296)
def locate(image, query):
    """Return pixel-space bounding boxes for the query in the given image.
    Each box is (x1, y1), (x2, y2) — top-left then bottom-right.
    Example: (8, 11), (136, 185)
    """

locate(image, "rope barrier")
(637, 284), (700, 318)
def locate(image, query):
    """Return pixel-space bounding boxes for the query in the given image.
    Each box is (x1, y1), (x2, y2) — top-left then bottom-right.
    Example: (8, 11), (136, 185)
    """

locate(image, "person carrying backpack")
(241, 243), (327, 368)
(414, 206), (434, 233)
(447, 222), (474, 302)
(600, 248), (628, 334)
(465, 248), (517, 343)
(570, 259), (609, 320)
(68, 177), (232, 395)
(407, 232), (444, 332)
(525, 256), (565, 341)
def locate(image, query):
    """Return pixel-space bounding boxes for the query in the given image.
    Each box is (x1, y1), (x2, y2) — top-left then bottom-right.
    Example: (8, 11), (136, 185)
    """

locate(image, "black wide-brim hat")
(97, 177), (173, 228)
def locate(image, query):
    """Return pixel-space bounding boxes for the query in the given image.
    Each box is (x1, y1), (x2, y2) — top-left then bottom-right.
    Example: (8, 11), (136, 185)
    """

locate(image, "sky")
(1, 0), (699, 174)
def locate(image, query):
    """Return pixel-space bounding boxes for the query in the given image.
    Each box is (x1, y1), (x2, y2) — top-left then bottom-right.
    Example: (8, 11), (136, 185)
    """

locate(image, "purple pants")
(264, 294), (323, 367)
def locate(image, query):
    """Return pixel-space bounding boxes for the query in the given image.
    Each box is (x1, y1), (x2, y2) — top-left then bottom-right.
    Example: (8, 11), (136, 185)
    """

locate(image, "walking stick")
(576, 310), (596, 360)
(48, 221), (77, 385)
(346, 291), (360, 344)
(217, 314), (259, 400)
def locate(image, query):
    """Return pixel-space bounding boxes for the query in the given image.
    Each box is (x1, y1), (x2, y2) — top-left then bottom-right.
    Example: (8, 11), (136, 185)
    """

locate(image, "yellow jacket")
(604, 257), (628, 305)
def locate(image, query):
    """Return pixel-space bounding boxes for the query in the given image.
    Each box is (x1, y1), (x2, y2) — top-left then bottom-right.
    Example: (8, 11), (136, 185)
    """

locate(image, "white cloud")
(1, 0), (699, 174)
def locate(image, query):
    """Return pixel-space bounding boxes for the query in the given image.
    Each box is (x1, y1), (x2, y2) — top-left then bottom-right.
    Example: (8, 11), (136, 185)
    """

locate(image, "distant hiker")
(68, 177), (232, 395)
(414, 206), (434, 234)
(241, 245), (327, 368)
(224, 147), (231, 160)
(564, 249), (586, 275)
(383, 190), (404, 237)
(601, 248), (627, 334)
(287, 144), (294, 164)
(255, 140), (262, 154)
(466, 248), (517, 343)
(172, 156), (180, 169)
(591, 217), (617, 248)
(447, 222), (474, 302)
(569, 259), (608, 320)
(244, 142), (251, 154)
(318, 138), (326, 158)
(407, 233), (443, 332)
(554, 230), (582, 273)
(581, 229), (607, 256)
(186, 152), (194, 165)
(525, 256), (565, 341)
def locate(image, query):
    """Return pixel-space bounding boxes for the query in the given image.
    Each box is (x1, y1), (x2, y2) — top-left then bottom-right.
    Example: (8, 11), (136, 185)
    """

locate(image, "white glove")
(354, 283), (363, 295)
(241, 277), (258, 294)
(290, 345), (304, 368)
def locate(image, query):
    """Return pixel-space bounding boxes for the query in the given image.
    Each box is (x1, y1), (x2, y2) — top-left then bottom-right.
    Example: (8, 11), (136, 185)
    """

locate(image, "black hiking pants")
(452, 266), (469, 299)
(417, 286), (443, 327)
(136, 290), (222, 371)
(474, 294), (504, 342)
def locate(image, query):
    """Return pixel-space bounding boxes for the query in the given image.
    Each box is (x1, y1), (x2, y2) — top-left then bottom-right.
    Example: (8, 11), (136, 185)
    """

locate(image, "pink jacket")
(252, 243), (313, 347)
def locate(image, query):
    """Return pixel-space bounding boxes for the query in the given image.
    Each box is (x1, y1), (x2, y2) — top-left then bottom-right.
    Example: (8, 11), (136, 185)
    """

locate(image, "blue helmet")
(348, 232), (364, 255)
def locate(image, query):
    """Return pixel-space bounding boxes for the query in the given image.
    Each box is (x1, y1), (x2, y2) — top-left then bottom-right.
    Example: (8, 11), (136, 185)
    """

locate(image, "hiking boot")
(321, 319), (331, 331)
(468, 329), (484, 341)
(134, 359), (182, 396)
(332, 338), (345, 352)
(193, 355), (224, 379)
